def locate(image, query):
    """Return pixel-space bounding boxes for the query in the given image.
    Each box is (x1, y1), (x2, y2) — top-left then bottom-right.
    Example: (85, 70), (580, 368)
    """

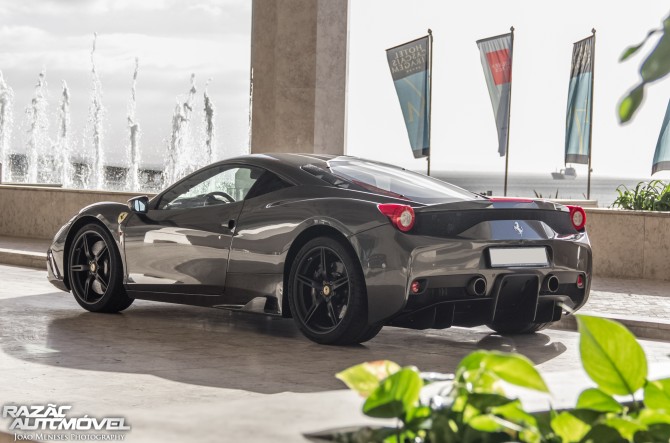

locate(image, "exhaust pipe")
(543, 275), (560, 293)
(467, 277), (487, 296)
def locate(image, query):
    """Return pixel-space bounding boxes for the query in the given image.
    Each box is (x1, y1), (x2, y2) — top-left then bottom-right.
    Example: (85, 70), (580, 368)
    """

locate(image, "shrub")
(321, 315), (670, 443)
(611, 180), (670, 211)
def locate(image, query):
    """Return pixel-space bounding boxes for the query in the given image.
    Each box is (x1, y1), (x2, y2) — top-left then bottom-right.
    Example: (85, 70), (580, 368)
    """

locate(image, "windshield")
(315, 159), (480, 204)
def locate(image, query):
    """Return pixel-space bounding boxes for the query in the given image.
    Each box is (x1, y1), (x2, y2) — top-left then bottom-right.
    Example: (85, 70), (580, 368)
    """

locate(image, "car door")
(122, 164), (262, 301)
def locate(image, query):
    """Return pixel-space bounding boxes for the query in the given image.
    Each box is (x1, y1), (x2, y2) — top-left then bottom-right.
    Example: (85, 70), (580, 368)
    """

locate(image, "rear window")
(303, 159), (480, 204)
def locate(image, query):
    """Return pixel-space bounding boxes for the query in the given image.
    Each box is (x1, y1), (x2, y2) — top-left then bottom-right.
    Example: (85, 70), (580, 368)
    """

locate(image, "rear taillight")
(378, 204), (415, 232)
(567, 205), (586, 231)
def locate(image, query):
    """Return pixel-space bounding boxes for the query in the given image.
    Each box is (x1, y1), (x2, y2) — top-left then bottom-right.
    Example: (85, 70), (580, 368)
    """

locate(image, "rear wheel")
(68, 223), (133, 313)
(287, 237), (380, 345)
(487, 321), (551, 334)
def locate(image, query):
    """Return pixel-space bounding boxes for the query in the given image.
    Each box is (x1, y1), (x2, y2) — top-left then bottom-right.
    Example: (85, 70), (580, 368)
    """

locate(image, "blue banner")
(386, 36), (431, 158)
(565, 36), (594, 164)
(652, 99), (670, 175)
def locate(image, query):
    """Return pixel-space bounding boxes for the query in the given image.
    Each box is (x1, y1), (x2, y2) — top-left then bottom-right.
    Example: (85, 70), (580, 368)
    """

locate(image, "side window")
(158, 165), (262, 210)
(245, 171), (293, 200)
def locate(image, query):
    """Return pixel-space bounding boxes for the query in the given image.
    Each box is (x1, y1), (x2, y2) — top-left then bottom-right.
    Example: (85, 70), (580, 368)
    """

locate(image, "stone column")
(250, 0), (348, 155)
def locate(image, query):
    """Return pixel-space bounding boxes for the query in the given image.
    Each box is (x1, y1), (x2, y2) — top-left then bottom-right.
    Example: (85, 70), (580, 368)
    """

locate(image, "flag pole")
(504, 26), (514, 196)
(587, 28), (595, 200)
(427, 28), (433, 177)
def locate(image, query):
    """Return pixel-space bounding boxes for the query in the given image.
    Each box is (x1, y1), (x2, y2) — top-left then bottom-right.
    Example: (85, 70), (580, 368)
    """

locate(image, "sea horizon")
(425, 170), (665, 207)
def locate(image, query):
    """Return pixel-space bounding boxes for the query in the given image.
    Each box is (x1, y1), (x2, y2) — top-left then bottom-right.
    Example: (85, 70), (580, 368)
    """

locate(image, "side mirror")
(128, 195), (149, 214)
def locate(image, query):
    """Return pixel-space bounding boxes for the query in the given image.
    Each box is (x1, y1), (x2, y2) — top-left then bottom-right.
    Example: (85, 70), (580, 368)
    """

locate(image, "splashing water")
(88, 33), (105, 189)
(126, 57), (141, 191)
(0, 71), (14, 182)
(165, 73), (198, 185)
(25, 70), (49, 184)
(203, 78), (215, 165)
(56, 81), (72, 187)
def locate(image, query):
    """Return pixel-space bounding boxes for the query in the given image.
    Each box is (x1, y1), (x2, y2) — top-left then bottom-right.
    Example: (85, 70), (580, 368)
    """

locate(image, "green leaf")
(644, 378), (670, 410)
(482, 352), (550, 393)
(634, 425), (670, 443)
(618, 83), (645, 124)
(363, 367), (423, 419)
(336, 360), (401, 397)
(457, 350), (488, 372)
(551, 412), (591, 443)
(620, 28), (662, 62)
(468, 414), (503, 433)
(640, 27), (670, 83)
(576, 388), (624, 413)
(467, 393), (516, 411)
(492, 401), (538, 429)
(638, 408), (670, 426)
(581, 424), (627, 443)
(603, 416), (646, 441)
(577, 315), (648, 396)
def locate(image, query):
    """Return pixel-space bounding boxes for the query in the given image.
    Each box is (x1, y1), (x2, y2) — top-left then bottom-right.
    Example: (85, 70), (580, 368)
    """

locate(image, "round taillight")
(377, 204), (415, 232)
(567, 205), (586, 231)
(411, 280), (422, 294)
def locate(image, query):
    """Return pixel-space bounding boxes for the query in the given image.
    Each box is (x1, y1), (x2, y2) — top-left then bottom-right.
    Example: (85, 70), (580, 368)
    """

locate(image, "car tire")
(288, 236), (380, 345)
(486, 321), (551, 334)
(68, 223), (133, 313)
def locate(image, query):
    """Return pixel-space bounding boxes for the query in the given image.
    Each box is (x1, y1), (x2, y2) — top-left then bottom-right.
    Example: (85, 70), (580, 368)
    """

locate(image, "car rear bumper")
(352, 224), (592, 327)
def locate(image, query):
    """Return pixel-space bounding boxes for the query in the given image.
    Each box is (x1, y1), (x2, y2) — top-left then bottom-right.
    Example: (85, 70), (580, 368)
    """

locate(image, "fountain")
(88, 33), (105, 189)
(0, 33), (226, 192)
(25, 70), (49, 184)
(165, 73), (198, 186)
(203, 78), (215, 166)
(126, 57), (141, 192)
(56, 81), (72, 188)
(0, 71), (14, 183)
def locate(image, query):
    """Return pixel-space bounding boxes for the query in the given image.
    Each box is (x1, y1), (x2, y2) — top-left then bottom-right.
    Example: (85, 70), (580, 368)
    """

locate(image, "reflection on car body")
(47, 153), (592, 345)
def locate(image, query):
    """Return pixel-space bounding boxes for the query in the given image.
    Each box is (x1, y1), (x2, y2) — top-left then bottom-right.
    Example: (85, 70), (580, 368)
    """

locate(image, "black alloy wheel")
(68, 223), (133, 313)
(288, 237), (382, 345)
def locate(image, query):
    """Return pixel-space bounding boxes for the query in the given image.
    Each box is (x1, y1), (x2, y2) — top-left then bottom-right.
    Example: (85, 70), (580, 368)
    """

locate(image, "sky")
(347, 1), (670, 179)
(0, 0), (252, 169)
(0, 0), (669, 179)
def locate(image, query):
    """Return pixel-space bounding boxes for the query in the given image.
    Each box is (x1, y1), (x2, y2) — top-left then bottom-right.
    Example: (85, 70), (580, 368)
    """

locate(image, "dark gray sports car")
(47, 153), (592, 345)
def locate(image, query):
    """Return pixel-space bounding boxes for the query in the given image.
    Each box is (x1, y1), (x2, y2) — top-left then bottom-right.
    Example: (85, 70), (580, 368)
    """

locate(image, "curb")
(0, 248), (46, 270)
(551, 311), (670, 342)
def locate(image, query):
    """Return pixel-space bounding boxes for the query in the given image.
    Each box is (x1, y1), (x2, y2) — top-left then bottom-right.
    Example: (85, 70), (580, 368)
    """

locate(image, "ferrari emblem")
(118, 212), (128, 225)
(513, 221), (523, 236)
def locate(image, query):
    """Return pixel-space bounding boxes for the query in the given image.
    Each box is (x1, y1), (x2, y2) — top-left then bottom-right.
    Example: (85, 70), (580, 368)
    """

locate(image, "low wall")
(0, 185), (154, 240)
(0, 186), (668, 281)
(585, 208), (670, 282)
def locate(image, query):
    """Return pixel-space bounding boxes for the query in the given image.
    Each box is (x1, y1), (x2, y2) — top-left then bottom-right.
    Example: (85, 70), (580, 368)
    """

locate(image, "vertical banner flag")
(386, 35), (431, 158)
(477, 33), (513, 157)
(565, 35), (594, 164)
(652, 99), (670, 175)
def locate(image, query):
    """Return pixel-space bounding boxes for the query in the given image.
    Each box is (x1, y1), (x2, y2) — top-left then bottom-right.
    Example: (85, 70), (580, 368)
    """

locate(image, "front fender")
(49, 202), (130, 290)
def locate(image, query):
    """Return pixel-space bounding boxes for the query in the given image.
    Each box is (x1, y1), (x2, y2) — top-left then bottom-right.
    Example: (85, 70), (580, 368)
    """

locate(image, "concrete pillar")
(250, 0), (348, 155)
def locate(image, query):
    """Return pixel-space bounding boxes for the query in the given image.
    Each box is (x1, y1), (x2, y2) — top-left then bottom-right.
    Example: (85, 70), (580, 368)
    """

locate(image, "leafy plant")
(611, 180), (670, 211)
(619, 13), (670, 123)
(321, 315), (670, 443)
(533, 189), (559, 199)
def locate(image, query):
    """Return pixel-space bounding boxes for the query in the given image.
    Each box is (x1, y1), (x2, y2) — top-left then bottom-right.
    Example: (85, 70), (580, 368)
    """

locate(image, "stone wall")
(585, 208), (670, 281)
(1, 186), (668, 281)
(0, 185), (153, 240)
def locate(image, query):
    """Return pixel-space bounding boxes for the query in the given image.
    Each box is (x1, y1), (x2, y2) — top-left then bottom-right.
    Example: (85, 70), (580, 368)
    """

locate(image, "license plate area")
(488, 247), (549, 268)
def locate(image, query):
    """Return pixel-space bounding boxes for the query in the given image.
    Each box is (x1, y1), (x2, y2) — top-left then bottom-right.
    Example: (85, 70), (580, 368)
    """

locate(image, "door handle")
(222, 219), (236, 230)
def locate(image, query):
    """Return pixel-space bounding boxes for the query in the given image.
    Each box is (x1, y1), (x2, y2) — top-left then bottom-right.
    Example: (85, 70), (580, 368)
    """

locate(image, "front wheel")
(287, 237), (380, 345)
(486, 321), (551, 335)
(68, 223), (133, 313)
